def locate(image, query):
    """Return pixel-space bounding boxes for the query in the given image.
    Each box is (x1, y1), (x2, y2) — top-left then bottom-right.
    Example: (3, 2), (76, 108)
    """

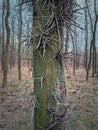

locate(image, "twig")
(45, 121), (59, 130)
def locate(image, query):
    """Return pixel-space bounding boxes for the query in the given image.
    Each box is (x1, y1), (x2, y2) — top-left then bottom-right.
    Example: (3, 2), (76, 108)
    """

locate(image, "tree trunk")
(93, 42), (97, 74)
(1, 0), (5, 71)
(84, 1), (88, 70)
(2, 0), (10, 88)
(86, 28), (96, 80)
(18, 0), (22, 80)
(75, 44), (79, 69)
(86, 0), (97, 80)
(92, 47), (95, 77)
(33, 15), (66, 129)
(10, 17), (15, 69)
(9, 43), (13, 69)
(97, 66), (98, 77)
(34, 44), (66, 130)
(33, 0), (76, 129)
(33, 8), (66, 130)
(73, 41), (75, 75)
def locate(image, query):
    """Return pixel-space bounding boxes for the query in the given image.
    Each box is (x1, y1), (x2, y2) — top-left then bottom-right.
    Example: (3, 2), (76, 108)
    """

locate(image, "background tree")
(86, 0), (97, 80)
(72, 38), (76, 74)
(1, 0), (5, 71)
(84, 0), (88, 71)
(2, 0), (10, 88)
(17, 0), (22, 80)
(9, 15), (16, 69)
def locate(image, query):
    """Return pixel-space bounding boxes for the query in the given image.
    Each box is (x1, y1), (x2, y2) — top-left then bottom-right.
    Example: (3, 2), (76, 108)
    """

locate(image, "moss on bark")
(34, 45), (66, 130)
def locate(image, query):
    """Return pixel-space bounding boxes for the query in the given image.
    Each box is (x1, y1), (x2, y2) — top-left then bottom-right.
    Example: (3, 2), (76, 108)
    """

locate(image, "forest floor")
(66, 67), (98, 130)
(0, 66), (34, 130)
(0, 65), (98, 130)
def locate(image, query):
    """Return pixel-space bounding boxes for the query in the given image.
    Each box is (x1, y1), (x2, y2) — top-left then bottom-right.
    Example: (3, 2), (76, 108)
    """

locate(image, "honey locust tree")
(22, 0), (78, 129)
(32, 1), (78, 129)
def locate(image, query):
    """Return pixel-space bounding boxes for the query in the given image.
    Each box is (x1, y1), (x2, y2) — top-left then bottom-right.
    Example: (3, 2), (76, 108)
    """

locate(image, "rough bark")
(33, 1), (67, 129)
(34, 46), (66, 130)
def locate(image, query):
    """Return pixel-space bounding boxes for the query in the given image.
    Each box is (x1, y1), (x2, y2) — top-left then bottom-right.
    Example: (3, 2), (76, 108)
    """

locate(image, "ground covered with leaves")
(0, 66), (98, 130)
(66, 68), (98, 130)
(0, 66), (34, 130)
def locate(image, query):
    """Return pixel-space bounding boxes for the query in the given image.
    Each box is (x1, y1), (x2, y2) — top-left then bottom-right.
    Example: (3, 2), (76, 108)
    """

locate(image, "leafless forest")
(0, 0), (98, 130)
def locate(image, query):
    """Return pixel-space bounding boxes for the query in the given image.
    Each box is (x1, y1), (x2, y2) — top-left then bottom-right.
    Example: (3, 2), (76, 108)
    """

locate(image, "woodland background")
(0, 0), (98, 130)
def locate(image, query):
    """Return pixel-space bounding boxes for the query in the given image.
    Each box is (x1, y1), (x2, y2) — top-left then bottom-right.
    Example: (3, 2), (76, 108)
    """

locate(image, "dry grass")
(0, 66), (98, 130)
(66, 67), (98, 130)
(0, 65), (34, 130)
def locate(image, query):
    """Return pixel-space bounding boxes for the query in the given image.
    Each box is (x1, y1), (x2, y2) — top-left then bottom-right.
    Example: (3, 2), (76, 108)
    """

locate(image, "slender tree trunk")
(18, 0), (22, 80)
(84, 2), (88, 70)
(86, 22), (97, 80)
(93, 0), (97, 75)
(10, 18), (15, 68)
(2, 0), (10, 88)
(76, 44), (79, 69)
(12, 24), (15, 68)
(93, 42), (97, 74)
(92, 46), (95, 77)
(1, 0), (5, 71)
(86, 0), (97, 80)
(73, 42), (75, 74)
(97, 66), (98, 77)
(9, 43), (12, 69)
